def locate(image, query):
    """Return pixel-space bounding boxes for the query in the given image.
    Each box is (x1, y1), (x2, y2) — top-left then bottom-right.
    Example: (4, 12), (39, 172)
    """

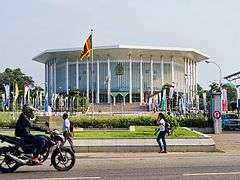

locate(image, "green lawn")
(73, 126), (202, 139)
(0, 126), (202, 139)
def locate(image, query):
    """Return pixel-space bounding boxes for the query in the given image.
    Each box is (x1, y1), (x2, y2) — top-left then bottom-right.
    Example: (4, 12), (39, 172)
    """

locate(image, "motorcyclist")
(15, 104), (50, 164)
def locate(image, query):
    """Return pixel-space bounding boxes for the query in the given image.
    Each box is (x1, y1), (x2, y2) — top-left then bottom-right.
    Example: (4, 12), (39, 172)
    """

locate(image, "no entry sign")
(213, 110), (221, 119)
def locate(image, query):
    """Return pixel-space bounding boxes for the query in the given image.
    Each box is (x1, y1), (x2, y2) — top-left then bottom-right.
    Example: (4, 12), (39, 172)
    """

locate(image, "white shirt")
(159, 119), (165, 132)
(63, 118), (70, 132)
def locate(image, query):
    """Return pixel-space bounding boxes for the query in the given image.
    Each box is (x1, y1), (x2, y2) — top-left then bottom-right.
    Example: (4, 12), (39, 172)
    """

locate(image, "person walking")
(62, 113), (74, 152)
(154, 113), (167, 153)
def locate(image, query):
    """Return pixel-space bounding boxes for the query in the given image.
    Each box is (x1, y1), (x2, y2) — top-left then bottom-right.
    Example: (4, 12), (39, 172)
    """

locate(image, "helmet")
(22, 104), (37, 119)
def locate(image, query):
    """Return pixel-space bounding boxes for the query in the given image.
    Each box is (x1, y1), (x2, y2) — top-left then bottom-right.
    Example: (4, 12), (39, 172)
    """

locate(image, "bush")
(166, 115), (179, 133)
(0, 112), (18, 128)
(177, 113), (210, 127)
(70, 115), (156, 128)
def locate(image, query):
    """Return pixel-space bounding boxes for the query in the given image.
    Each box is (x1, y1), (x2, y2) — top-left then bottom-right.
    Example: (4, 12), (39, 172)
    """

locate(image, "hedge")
(0, 113), (18, 128)
(0, 112), (211, 129)
(70, 115), (156, 128)
(177, 113), (211, 128)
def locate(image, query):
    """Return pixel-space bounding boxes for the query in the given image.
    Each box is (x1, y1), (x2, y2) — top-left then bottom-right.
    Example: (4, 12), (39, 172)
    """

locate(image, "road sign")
(213, 110), (221, 119)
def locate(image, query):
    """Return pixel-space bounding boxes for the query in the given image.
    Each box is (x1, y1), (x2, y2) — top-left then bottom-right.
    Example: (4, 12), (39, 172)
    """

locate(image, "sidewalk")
(210, 131), (240, 153)
(71, 137), (215, 153)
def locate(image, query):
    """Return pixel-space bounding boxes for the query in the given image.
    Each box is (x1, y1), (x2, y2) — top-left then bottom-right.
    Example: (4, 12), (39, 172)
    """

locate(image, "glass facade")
(51, 58), (194, 102)
(56, 60), (66, 93)
(68, 63), (76, 90)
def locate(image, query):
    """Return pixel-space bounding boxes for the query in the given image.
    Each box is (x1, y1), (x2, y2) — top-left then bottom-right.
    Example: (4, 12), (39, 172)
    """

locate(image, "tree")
(0, 68), (34, 96)
(0, 68), (34, 110)
(222, 83), (237, 111)
(209, 82), (220, 93)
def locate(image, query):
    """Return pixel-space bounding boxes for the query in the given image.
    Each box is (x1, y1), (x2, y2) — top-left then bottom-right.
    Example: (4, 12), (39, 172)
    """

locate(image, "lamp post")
(205, 60), (222, 91)
(205, 60), (222, 134)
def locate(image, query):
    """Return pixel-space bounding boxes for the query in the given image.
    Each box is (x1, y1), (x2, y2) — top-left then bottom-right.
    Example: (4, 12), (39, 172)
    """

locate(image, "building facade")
(33, 45), (209, 106)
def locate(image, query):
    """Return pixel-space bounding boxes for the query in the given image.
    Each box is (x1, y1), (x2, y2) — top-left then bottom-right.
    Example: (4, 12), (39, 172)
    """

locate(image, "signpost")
(211, 92), (222, 134)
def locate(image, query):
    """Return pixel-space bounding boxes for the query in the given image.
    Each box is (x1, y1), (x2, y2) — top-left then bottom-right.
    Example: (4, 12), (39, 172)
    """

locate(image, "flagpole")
(91, 29), (94, 115)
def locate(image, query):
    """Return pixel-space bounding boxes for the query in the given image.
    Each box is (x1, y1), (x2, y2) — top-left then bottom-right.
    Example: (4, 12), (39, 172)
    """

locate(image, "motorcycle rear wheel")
(0, 147), (20, 173)
(51, 147), (75, 171)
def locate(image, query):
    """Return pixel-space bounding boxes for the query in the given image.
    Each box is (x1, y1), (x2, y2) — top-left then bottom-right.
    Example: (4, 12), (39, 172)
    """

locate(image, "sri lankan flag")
(80, 35), (92, 60)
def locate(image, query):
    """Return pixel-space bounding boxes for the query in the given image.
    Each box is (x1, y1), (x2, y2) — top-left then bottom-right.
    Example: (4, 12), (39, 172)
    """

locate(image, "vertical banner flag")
(24, 84), (30, 104)
(161, 89), (167, 111)
(14, 83), (19, 102)
(1, 94), (5, 110)
(236, 86), (240, 111)
(221, 89), (228, 113)
(80, 34), (92, 60)
(203, 92), (207, 112)
(39, 91), (43, 108)
(44, 92), (48, 112)
(169, 87), (174, 99)
(182, 95), (186, 114)
(3, 84), (10, 110)
(157, 92), (161, 110)
(196, 95), (200, 110)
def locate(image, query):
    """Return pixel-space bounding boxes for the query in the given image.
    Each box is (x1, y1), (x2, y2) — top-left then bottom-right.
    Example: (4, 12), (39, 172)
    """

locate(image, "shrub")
(70, 115), (156, 128)
(177, 113), (210, 127)
(0, 112), (18, 128)
(166, 115), (179, 133)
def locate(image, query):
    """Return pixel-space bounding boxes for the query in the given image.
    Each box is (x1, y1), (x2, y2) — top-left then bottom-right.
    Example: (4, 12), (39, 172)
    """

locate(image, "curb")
(70, 138), (216, 153)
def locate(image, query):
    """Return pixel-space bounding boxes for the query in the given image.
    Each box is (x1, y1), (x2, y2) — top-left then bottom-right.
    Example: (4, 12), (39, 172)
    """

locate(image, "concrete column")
(113, 96), (116, 106)
(171, 56), (175, 84)
(192, 59), (195, 103)
(76, 57), (79, 89)
(50, 60), (53, 95)
(45, 61), (49, 96)
(54, 58), (56, 94)
(190, 59), (193, 103)
(129, 54), (132, 104)
(187, 58), (190, 104)
(66, 58), (69, 94)
(195, 61), (198, 99)
(184, 58), (187, 95)
(140, 55), (143, 105)
(161, 56), (164, 86)
(86, 60), (89, 98)
(107, 57), (111, 103)
(96, 59), (100, 103)
(150, 56), (153, 95)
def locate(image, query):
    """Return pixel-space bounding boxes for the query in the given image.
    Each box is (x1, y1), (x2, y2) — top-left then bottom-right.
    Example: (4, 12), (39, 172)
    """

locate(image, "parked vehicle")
(222, 114), (240, 130)
(0, 130), (75, 173)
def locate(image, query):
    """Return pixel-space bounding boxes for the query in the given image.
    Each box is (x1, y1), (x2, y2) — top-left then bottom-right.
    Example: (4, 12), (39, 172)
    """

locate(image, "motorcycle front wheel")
(0, 147), (20, 173)
(51, 147), (75, 171)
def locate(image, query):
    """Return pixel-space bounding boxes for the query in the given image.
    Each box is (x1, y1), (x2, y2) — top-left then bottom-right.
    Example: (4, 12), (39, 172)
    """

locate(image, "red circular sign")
(213, 111), (221, 119)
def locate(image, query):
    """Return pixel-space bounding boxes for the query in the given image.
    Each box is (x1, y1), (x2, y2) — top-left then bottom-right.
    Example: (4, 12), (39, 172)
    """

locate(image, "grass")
(0, 126), (202, 139)
(72, 126), (202, 139)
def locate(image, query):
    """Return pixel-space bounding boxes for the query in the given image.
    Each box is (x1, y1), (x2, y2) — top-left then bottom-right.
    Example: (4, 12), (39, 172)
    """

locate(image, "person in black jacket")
(15, 105), (49, 164)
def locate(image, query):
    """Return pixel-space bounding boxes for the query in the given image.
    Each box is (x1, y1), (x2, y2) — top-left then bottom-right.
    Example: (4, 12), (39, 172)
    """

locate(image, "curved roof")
(32, 44), (209, 64)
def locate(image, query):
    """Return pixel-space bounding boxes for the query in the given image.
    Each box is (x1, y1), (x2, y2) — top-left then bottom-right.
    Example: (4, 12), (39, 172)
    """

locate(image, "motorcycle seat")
(0, 134), (26, 145)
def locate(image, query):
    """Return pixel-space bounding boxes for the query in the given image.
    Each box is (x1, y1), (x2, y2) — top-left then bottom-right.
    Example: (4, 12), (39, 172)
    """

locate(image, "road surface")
(1, 152), (240, 180)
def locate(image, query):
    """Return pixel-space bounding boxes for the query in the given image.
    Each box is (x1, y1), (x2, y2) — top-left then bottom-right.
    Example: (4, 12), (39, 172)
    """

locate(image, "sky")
(0, 0), (240, 89)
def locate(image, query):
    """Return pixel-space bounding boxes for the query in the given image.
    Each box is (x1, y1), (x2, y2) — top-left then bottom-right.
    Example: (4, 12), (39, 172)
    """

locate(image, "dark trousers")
(156, 131), (166, 151)
(63, 131), (74, 152)
(22, 134), (46, 156)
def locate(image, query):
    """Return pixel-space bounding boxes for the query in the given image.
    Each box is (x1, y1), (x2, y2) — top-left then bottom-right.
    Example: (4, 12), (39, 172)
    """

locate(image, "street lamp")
(205, 60), (222, 91)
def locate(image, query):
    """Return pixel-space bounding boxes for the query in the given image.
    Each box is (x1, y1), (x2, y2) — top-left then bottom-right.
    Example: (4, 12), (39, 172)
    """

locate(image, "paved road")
(1, 152), (240, 180)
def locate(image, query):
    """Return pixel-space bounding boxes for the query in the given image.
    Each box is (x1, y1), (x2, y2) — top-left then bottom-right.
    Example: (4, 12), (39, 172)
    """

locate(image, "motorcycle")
(0, 130), (75, 173)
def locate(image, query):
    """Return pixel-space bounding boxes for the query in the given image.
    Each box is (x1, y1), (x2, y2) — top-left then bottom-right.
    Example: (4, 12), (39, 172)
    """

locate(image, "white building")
(33, 45), (209, 106)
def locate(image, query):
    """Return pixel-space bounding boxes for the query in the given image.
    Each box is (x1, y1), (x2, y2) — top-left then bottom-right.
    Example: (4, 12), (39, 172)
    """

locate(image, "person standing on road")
(154, 113), (167, 153)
